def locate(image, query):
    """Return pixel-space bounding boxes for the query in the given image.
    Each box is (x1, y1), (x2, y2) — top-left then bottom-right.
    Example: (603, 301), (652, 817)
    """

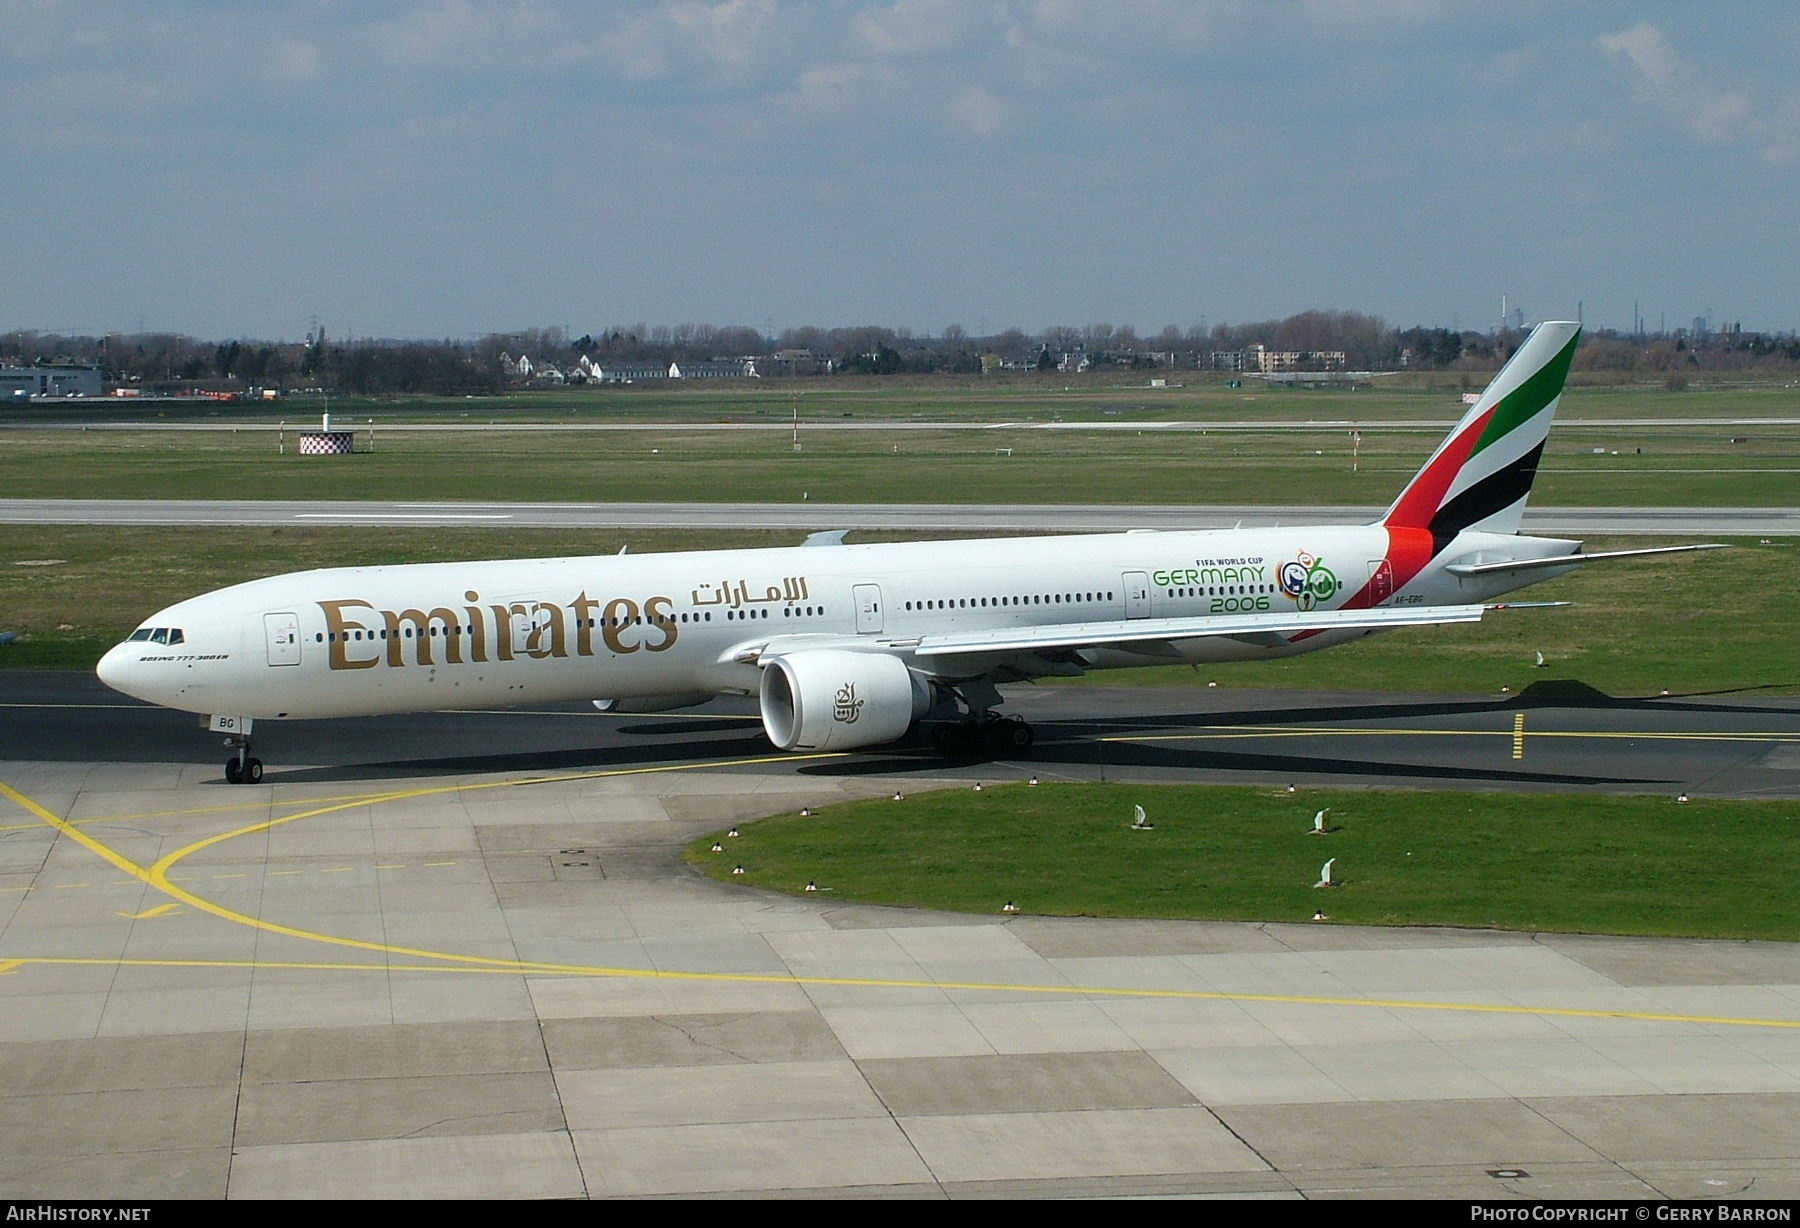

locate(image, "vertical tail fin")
(1383, 320), (1581, 540)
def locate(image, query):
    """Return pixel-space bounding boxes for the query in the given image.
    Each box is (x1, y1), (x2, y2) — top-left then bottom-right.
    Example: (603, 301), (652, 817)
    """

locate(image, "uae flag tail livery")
(96, 319), (1723, 783)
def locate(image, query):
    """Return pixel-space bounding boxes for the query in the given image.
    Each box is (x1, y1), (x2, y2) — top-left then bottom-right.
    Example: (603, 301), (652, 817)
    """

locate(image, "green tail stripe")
(1470, 330), (1581, 457)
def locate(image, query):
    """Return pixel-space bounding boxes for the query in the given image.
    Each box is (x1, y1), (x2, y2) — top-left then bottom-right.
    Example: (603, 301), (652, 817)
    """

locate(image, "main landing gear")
(927, 680), (1036, 757)
(931, 714), (1035, 755)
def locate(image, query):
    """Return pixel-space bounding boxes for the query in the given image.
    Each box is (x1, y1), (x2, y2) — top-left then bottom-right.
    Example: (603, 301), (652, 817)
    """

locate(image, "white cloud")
(1595, 22), (1753, 146)
(947, 85), (1010, 136)
(262, 41), (323, 85)
(855, 0), (989, 57)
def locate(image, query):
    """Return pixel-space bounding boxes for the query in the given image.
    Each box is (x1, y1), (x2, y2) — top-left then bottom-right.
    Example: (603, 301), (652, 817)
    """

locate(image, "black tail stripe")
(1427, 441), (1547, 541)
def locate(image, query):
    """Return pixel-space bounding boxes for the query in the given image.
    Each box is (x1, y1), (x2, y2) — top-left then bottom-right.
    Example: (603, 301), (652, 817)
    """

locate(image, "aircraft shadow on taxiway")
(200, 688), (1659, 789)
(7, 673), (1754, 790)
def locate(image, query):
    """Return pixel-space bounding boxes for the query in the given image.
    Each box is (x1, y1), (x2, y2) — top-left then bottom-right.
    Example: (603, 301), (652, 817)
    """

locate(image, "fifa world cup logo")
(1279, 552), (1339, 611)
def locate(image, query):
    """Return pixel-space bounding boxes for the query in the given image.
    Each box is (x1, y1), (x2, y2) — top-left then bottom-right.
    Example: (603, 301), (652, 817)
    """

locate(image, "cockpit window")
(127, 628), (154, 642)
(151, 629), (169, 644)
(128, 627), (185, 645)
(167, 628), (184, 645)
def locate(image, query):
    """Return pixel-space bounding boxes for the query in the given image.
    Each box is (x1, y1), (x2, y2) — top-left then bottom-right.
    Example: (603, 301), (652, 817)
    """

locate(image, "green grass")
(685, 783), (1798, 941)
(0, 418), (1793, 505)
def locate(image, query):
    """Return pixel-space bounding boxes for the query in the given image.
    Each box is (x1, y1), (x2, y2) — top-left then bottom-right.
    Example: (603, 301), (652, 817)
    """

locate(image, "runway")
(2, 497), (1793, 536)
(10, 415), (1800, 433)
(1, 675), (1795, 1198)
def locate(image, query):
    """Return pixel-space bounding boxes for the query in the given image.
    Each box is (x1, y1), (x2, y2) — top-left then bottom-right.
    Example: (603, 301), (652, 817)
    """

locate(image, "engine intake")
(759, 650), (929, 751)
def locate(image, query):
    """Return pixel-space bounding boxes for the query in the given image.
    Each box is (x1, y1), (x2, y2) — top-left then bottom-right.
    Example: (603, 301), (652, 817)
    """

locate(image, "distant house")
(765, 349), (826, 375)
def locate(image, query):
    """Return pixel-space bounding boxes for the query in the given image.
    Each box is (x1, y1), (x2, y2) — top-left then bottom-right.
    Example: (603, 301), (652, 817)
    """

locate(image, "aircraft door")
(264, 612), (301, 666)
(1123, 571), (1151, 619)
(853, 584), (883, 634)
(1367, 559), (1395, 606)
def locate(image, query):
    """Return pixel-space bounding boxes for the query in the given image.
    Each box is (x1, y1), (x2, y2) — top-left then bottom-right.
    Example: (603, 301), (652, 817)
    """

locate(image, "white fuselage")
(96, 524), (1568, 722)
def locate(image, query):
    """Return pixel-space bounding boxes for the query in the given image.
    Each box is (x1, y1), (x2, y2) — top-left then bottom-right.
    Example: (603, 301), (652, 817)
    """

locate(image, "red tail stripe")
(1384, 408), (1492, 530)
(1288, 527), (1437, 642)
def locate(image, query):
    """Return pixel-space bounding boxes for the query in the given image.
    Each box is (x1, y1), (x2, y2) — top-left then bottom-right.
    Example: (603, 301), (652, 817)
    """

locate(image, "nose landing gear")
(211, 716), (263, 785)
(223, 737), (263, 785)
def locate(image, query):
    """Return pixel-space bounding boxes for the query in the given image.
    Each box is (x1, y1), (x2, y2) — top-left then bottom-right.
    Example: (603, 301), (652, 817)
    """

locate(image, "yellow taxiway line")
(1100, 725), (1800, 744)
(3, 767), (1796, 1032)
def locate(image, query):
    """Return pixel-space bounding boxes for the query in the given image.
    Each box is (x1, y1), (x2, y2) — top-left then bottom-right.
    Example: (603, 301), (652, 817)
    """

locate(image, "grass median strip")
(687, 782), (1797, 941)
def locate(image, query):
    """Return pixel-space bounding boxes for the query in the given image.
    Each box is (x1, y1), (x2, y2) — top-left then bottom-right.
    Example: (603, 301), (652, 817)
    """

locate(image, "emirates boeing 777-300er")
(98, 321), (1714, 783)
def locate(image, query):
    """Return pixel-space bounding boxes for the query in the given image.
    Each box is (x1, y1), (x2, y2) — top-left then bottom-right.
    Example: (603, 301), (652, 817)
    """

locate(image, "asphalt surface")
(9, 415), (1800, 432)
(1, 674), (1795, 1199)
(2, 672), (1796, 798)
(2, 498), (1794, 535)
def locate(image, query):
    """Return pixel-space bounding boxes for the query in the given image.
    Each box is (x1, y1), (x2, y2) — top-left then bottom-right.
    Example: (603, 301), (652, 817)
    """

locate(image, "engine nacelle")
(759, 650), (929, 751)
(592, 693), (714, 715)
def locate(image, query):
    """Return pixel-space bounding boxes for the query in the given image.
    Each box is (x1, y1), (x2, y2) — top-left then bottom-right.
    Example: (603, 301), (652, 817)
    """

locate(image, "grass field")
(0, 416), (1794, 505)
(684, 782), (1797, 941)
(0, 526), (1792, 699)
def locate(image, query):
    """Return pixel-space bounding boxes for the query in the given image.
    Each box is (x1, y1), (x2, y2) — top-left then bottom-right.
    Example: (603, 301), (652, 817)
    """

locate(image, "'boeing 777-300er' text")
(98, 321), (1716, 783)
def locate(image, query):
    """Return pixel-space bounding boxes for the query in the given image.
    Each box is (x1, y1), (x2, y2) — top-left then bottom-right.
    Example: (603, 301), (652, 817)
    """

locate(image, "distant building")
(1211, 347), (1346, 374)
(1252, 345), (1346, 373)
(586, 360), (671, 383)
(669, 360), (756, 379)
(764, 350), (828, 376)
(1, 364), (103, 399)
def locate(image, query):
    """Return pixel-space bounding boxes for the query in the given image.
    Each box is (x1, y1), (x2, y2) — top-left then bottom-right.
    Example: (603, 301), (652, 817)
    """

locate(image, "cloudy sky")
(4, 1), (1795, 341)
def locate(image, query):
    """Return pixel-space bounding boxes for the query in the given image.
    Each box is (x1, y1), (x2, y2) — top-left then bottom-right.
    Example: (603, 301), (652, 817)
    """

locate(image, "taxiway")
(0, 676), (1795, 1198)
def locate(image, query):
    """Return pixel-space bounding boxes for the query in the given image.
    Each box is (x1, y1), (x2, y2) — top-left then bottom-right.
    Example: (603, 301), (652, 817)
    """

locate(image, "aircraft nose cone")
(96, 644), (134, 696)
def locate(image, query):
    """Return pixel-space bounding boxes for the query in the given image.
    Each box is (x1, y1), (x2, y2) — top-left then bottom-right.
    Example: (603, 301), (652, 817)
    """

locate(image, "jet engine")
(759, 650), (930, 751)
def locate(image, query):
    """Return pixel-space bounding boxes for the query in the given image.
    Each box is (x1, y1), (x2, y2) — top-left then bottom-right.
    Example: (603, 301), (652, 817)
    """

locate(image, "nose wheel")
(223, 735), (263, 785)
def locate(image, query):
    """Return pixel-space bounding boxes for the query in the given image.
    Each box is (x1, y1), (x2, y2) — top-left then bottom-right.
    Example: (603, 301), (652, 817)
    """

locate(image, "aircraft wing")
(908, 602), (1488, 658)
(733, 602), (1489, 666)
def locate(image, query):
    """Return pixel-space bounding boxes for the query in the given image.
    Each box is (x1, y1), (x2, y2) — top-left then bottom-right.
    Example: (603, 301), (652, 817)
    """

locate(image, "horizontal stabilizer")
(1445, 543), (1726, 577)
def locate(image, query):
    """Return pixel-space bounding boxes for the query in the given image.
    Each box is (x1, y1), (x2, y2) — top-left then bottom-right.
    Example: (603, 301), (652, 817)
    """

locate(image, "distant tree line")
(3, 311), (1795, 397)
